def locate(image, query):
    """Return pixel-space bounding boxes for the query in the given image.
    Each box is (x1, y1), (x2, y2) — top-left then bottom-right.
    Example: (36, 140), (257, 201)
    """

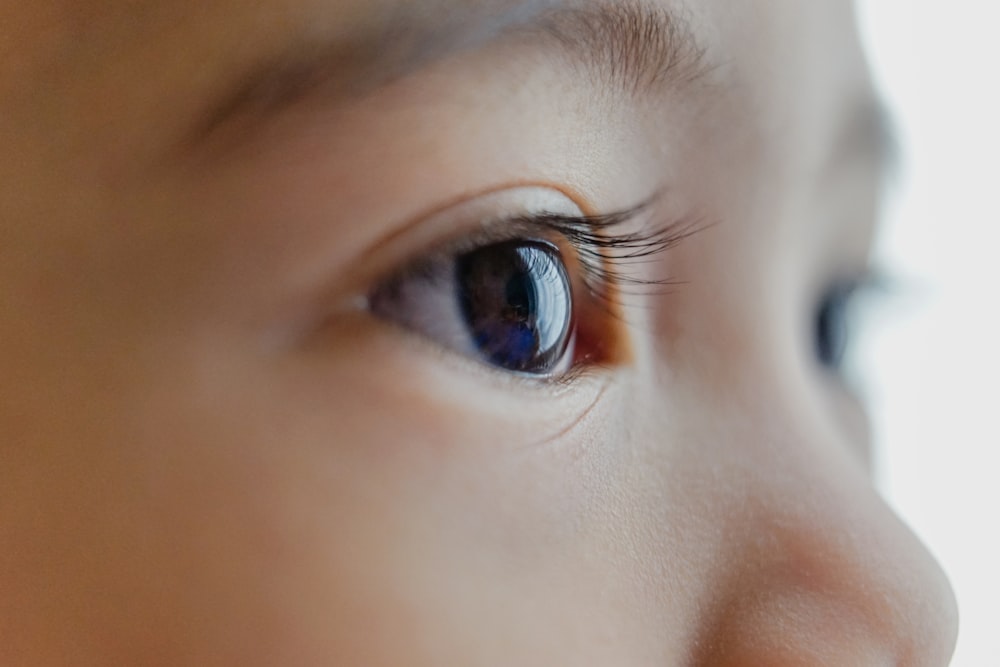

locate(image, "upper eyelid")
(397, 217), (571, 266)
(347, 183), (709, 317)
(372, 201), (706, 317)
(375, 207), (640, 283)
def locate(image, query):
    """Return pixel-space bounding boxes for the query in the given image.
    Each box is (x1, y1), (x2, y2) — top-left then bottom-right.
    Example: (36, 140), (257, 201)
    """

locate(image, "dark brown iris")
(455, 240), (572, 374)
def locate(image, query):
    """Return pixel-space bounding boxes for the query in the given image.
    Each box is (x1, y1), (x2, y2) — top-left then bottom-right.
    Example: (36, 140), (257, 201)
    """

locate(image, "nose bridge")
(695, 437), (959, 666)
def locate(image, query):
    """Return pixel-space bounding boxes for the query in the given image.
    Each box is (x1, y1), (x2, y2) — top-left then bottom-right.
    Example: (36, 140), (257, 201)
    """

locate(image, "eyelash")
(501, 203), (704, 306)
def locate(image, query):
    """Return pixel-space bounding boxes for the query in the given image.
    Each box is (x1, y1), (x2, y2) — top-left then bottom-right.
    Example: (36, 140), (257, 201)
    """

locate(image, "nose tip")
(693, 456), (959, 666)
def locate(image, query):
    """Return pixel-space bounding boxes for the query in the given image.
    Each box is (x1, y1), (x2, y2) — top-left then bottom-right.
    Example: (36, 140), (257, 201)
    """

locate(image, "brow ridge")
(196, 0), (710, 142)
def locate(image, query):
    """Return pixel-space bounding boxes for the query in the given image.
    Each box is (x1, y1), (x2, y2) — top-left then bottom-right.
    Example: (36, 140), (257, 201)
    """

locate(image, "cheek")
(46, 322), (645, 662)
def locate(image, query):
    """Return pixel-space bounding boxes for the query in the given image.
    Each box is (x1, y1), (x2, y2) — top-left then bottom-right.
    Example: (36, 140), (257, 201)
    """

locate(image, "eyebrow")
(197, 0), (710, 140)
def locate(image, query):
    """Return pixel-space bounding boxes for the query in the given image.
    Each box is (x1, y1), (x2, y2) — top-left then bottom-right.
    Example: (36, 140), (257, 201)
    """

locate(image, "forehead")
(0, 0), (876, 190)
(3, 0), (865, 90)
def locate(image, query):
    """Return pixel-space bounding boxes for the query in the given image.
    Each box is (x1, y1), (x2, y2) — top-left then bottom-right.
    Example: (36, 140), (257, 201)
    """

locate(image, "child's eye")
(364, 191), (697, 380)
(369, 238), (576, 377)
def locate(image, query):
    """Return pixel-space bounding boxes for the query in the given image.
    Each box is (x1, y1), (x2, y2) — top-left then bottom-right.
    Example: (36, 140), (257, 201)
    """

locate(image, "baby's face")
(0, 0), (957, 664)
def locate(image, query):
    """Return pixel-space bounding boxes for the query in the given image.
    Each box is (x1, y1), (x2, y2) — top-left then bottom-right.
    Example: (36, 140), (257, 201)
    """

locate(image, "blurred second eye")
(815, 281), (863, 372)
(370, 239), (575, 377)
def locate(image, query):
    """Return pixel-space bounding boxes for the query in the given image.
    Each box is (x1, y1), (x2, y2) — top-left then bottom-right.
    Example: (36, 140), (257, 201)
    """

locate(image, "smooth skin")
(0, 0), (958, 664)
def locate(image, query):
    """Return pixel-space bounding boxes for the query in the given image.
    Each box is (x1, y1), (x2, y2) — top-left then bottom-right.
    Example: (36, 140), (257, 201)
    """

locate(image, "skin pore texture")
(0, 0), (958, 665)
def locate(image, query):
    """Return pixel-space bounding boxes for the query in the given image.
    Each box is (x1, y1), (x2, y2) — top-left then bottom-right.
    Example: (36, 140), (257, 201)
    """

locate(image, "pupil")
(456, 240), (572, 374)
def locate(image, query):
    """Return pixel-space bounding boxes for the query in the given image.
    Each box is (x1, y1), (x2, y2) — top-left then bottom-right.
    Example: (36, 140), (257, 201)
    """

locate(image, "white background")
(857, 2), (1000, 665)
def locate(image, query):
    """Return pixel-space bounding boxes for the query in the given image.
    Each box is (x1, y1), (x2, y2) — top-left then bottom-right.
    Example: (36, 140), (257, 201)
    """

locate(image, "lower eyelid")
(304, 304), (616, 446)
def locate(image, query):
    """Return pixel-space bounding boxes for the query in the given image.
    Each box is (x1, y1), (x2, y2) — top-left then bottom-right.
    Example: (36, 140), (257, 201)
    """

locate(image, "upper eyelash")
(371, 199), (704, 327)
(510, 202), (707, 304)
